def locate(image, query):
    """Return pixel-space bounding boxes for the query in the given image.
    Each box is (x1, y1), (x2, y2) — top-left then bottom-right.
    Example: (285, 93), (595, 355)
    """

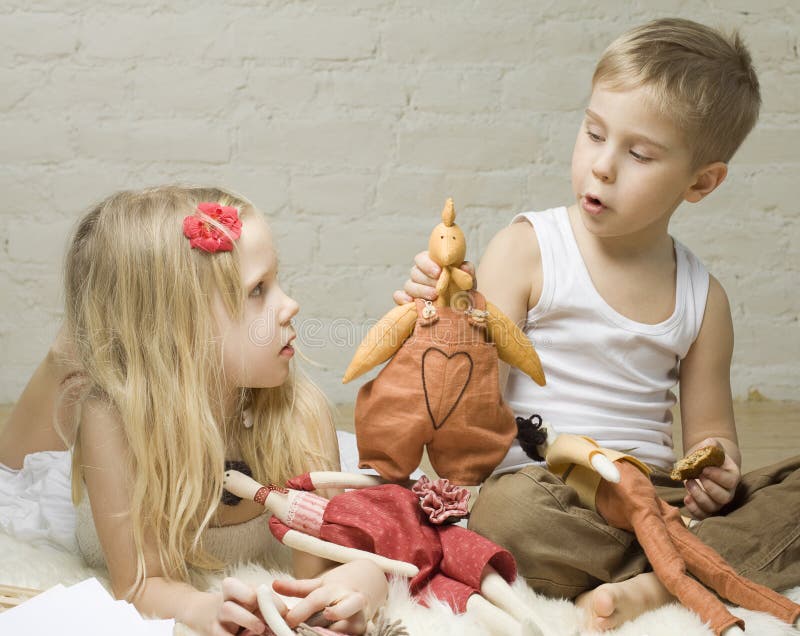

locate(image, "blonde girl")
(0, 185), (386, 635)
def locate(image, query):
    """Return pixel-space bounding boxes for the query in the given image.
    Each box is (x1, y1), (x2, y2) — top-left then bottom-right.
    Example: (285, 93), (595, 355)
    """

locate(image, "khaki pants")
(468, 455), (800, 599)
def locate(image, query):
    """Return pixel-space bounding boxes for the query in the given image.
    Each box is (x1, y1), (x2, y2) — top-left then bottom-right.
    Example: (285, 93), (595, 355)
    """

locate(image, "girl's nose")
(280, 293), (300, 325)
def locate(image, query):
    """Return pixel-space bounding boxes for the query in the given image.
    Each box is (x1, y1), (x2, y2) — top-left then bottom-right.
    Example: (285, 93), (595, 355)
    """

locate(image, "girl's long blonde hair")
(64, 185), (333, 596)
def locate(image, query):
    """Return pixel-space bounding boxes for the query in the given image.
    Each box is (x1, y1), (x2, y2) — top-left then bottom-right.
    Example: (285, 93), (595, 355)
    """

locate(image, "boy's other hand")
(393, 251), (476, 305)
(683, 438), (741, 520)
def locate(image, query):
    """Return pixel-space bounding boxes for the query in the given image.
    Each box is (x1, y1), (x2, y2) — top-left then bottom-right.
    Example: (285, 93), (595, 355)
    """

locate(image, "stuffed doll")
(223, 469), (550, 636)
(342, 199), (546, 485)
(541, 433), (800, 636)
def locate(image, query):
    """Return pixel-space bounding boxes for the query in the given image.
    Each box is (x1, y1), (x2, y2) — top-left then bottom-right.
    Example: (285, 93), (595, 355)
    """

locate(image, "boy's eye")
(586, 130), (604, 142)
(630, 150), (653, 162)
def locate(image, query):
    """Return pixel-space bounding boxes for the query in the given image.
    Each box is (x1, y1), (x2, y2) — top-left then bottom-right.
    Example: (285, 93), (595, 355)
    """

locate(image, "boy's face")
(570, 83), (698, 241)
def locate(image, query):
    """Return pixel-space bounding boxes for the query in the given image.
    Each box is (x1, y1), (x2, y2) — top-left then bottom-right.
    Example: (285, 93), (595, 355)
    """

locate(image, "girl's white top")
(495, 207), (710, 474)
(0, 431), (365, 568)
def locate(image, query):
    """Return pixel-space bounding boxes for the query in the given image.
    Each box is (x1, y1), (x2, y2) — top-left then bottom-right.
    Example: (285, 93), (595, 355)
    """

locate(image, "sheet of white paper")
(0, 578), (174, 635)
(0, 583), (66, 630)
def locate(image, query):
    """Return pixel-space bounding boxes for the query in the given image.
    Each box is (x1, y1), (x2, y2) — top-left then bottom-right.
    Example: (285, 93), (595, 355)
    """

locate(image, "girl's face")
(214, 214), (299, 390)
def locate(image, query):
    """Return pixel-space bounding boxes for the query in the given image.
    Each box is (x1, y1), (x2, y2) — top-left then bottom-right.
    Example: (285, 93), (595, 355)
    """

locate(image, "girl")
(0, 185), (387, 635)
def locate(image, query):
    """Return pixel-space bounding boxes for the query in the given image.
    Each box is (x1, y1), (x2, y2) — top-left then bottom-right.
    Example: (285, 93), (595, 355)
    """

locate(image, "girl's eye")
(587, 130), (603, 142)
(249, 282), (264, 298)
(630, 150), (653, 163)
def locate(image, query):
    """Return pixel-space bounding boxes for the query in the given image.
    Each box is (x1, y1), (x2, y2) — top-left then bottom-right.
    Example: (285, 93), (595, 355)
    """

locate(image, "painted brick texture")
(1, 3), (797, 403)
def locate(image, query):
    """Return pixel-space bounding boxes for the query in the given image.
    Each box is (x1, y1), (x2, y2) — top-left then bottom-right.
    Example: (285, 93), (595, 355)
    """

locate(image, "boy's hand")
(682, 438), (741, 520)
(393, 251), (475, 305)
(273, 559), (388, 634)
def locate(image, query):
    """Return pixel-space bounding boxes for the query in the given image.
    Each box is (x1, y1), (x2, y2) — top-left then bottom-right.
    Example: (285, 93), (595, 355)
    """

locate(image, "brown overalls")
(355, 291), (516, 485)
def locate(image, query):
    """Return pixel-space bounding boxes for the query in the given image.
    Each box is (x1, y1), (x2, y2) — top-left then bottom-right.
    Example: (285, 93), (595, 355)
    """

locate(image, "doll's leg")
(628, 504), (744, 636)
(465, 593), (523, 635)
(256, 584), (294, 636)
(479, 566), (549, 636)
(354, 376), (428, 482)
(659, 499), (800, 627)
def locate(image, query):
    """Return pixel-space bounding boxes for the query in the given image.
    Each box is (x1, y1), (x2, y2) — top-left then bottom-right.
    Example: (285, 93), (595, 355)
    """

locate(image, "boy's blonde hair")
(593, 18), (761, 167)
(63, 185), (334, 597)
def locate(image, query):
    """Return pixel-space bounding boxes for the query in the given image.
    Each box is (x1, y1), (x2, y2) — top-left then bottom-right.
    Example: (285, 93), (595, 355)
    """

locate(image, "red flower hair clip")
(183, 202), (242, 253)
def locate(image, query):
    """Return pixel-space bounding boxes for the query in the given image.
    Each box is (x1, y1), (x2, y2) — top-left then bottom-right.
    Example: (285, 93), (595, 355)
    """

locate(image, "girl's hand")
(683, 438), (741, 520)
(393, 251), (475, 305)
(210, 577), (273, 636)
(273, 559), (388, 634)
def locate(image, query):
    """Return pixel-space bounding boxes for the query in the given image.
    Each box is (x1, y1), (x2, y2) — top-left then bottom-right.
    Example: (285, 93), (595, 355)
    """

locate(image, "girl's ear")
(684, 161), (728, 203)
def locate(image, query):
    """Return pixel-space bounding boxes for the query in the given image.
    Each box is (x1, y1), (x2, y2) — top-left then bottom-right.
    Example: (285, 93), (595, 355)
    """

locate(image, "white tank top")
(495, 207), (710, 473)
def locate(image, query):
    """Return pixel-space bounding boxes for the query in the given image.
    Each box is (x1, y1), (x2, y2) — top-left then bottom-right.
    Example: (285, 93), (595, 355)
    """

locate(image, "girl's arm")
(80, 398), (265, 636)
(275, 557), (388, 634)
(277, 409), (388, 633)
(678, 275), (742, 519)
(0, 325), (79, 468)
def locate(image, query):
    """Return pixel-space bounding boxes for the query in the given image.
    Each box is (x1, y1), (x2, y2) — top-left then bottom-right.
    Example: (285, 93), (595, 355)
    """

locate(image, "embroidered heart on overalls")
(421, 347), (474, 430)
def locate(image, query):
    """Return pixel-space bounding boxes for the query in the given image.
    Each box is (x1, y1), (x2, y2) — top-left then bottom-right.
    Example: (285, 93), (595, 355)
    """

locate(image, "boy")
(396, 18), (799, 632)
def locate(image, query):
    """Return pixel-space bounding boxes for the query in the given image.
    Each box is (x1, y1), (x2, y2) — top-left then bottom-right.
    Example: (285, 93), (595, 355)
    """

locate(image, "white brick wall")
(1, 3), (798, 404)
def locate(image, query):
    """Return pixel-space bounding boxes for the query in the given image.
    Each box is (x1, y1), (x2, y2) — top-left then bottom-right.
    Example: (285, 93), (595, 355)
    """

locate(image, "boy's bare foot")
(575, 572), (674, 632)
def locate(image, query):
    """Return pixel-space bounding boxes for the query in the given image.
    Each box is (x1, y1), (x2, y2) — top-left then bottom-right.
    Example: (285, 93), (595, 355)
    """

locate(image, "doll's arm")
(342, 302), (418, 383)
(434, 266), (451, 301)
(281, 529), (418, 578)
(485, 300), (546, 387)
(450, 265), (474, 291)
(545, 434), (621, 483)
(305, 471), (385, 491)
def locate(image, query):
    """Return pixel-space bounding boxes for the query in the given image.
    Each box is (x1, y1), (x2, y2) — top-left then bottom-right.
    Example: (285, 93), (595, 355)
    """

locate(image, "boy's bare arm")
(678, 275), (741, 518)
(476, 222), (541, 391)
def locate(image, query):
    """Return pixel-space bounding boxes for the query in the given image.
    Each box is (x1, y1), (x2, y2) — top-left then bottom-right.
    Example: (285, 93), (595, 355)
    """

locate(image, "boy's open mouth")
(582, 194), (606, 215)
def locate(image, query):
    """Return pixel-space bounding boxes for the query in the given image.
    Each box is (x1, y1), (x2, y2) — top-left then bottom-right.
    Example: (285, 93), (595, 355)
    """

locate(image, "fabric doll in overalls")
(342, 199), (546, 485)
(540, 433), (800, 636)
(222, 468), (550, 636)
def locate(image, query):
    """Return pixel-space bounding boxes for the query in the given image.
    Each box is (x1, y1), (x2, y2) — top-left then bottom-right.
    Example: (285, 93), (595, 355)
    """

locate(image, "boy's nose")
(592, 154), (615, 183)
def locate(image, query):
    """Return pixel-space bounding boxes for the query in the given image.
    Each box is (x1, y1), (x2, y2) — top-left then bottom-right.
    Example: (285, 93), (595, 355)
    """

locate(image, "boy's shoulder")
(486, 214), (539, 264)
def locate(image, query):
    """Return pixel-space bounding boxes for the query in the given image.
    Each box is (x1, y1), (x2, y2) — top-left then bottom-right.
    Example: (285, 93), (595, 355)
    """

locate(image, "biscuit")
(670, 445), (725, 481)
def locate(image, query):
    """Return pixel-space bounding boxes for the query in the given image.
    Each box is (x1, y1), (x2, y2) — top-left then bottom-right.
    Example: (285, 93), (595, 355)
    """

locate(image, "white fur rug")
(1, 529), (798, 636)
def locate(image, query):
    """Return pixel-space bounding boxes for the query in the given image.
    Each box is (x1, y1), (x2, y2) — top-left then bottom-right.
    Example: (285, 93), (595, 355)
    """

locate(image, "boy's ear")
(684, 161), (728, 203)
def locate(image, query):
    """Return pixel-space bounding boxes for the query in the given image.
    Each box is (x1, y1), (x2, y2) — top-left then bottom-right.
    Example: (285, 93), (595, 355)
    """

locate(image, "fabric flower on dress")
(183, 202), (242, 253)
(411, 475), (470, 525)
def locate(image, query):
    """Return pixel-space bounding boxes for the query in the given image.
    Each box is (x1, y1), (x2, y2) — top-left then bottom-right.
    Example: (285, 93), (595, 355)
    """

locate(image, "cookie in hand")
(670, 445), (725, 481)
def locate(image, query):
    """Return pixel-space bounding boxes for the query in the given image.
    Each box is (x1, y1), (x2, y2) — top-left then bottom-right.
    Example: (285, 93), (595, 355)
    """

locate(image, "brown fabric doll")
(545, 434), (800, 636)
(342, 199), (545, 485)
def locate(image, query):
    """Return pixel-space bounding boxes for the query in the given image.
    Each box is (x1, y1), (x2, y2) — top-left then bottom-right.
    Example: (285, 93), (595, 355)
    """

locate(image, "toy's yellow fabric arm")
(485, 301), (546, 386)
(450, 266), (474, 291)
(546, 434), (651, 510)
(342, 302), (418, 383)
